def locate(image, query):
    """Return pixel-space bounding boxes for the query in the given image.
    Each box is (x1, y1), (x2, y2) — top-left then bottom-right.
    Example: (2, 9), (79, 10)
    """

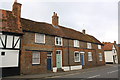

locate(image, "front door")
(47, 52), (52, 70)
(56, 50), (62, 69)
(81, 53), (85, 66)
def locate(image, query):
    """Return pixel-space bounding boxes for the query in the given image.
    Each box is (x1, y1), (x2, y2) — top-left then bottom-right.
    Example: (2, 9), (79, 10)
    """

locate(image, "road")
(2, 64), (120, 80)
(49, 64), (120, 79)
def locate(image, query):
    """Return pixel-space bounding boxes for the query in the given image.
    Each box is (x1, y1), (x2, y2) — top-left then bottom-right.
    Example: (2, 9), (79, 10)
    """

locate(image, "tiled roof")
(0, 9), (102, 44)
(103, 42), (114, 51)
(21, 18), (101, 44)
(0, 10), (23, 34)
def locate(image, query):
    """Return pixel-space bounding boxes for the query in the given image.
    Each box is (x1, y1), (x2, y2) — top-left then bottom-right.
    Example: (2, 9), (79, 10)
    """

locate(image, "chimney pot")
(114, 41), (116, 44)
(82, 29), (86, 34)
(53, 12), (55, 15)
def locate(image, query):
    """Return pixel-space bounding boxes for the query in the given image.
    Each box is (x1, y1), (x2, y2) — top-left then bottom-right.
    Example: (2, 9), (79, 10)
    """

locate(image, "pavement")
(2, 64), (120, 80)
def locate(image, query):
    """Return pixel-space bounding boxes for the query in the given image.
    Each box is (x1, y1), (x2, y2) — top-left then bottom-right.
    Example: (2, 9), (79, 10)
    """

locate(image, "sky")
(0, 0), (119, 43)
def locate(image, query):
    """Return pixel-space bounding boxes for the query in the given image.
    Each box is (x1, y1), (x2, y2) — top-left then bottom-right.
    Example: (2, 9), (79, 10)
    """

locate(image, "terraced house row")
(0, 1), (105, 77)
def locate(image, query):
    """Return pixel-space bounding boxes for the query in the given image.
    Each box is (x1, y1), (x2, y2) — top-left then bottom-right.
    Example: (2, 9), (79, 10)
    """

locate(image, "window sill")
(88, 61), (93, 62)
(74, 46), (79, 48)
(32, 64), (40, 66)
(35, 42), (45, 45)
(75, 61), (80, 63)
(55, 44), (63, 46)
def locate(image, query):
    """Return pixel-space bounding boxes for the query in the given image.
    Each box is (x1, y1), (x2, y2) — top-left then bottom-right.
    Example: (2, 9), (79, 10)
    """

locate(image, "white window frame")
(87, 43), (92, 49)
(35, 33), (45, 44)
(55, 37), (63, 46)
(32, 52), (40, 65)
(98, 45), (102, 49)
(88, 52), (93, 61)
(74, 40), (79, 47)
(99, 53), (103, 61)
(74, 51), (80, 62)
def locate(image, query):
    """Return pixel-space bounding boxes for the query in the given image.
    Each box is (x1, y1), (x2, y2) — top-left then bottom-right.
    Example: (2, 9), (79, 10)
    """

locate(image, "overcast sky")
(0, 0), (119, 43)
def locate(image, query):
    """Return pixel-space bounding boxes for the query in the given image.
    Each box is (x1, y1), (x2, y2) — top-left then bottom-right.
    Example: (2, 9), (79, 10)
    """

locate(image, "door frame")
(56, 50), (62, 68)
(47, 52), (53, 70)
(80, 52), (85, 66)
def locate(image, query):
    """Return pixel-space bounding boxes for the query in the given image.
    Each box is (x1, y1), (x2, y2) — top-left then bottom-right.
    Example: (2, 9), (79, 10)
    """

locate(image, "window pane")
(87, 43), (92, 49)
(75, 52), (80, 62)
(32, 52), (40, 64)
(35, 33), (45, 43)
(99, 53), (102, 61)
(88, 52), (92, 61)
(74, 40), (79, 47)
(98, 45), (101, 49)
(55, 37), (62, 46)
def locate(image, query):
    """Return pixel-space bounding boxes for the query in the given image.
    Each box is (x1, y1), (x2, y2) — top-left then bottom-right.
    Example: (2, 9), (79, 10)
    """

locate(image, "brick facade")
(20, 32), (105, 75)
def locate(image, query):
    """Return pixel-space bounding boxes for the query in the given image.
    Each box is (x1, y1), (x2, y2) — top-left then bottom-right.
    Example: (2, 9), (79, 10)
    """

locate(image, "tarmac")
(2, 64), (116, 79)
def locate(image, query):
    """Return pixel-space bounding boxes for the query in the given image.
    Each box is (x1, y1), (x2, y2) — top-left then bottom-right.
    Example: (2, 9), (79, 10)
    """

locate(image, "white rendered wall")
(0, 50), (19, 68)
(70, 65), (82, 70)
(104, 51), (113, 63)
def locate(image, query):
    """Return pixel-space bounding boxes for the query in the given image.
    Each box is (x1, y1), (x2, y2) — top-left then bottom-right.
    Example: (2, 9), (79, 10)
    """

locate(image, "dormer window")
(55, 37), (62, 46)
(87, 43), (92, 49)
(74, 40), (79, 47)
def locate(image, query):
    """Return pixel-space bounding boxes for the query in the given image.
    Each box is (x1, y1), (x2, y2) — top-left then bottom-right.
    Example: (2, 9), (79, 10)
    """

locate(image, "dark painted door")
(47, 56), (52, 70)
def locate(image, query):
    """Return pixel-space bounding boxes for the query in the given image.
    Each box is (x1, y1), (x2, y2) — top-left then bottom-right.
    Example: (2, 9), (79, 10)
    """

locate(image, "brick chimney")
(82, 29), (86, 34)
(12, 0), (22, 29)
(52, 12), (59, 26)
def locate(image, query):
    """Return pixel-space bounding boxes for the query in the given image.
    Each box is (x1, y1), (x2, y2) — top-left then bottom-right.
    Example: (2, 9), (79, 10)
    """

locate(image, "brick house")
(0, 1), (105, 76)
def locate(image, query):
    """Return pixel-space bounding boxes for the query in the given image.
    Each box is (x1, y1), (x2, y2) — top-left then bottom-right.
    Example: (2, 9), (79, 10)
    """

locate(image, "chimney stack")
(82, 29), (86, 34)
(12, 0), (22, 19)
(12, 0), (22, 29)
(52, 12), (59, 26)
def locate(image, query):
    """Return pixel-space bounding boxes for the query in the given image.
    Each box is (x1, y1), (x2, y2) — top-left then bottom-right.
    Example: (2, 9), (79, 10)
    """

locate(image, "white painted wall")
(6, 35), (13, 48)
(53, 67), (57, 72)
(62, 66), (70, 71)
(70, 65), (82, 70)
(0, 50), (19, 68)
(0, 35), (5, 48)
(0, 40), (3, 48)
(14, 36), (20, 48)
(104, 51), (113, 63)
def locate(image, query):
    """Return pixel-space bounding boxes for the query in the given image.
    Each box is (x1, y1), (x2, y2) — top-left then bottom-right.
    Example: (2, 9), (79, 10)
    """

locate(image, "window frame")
(74, 51), (80, 62)
(99, 53), (103, 61)
(32, 52), (40, 65)
(87, 43), (92, 49)
(88, 52), (93, 61)
(55, 37), (63, 46)
(35, 33), (45, 44)
(74, 40), (79, 47)
(98, 45), (102, 49)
